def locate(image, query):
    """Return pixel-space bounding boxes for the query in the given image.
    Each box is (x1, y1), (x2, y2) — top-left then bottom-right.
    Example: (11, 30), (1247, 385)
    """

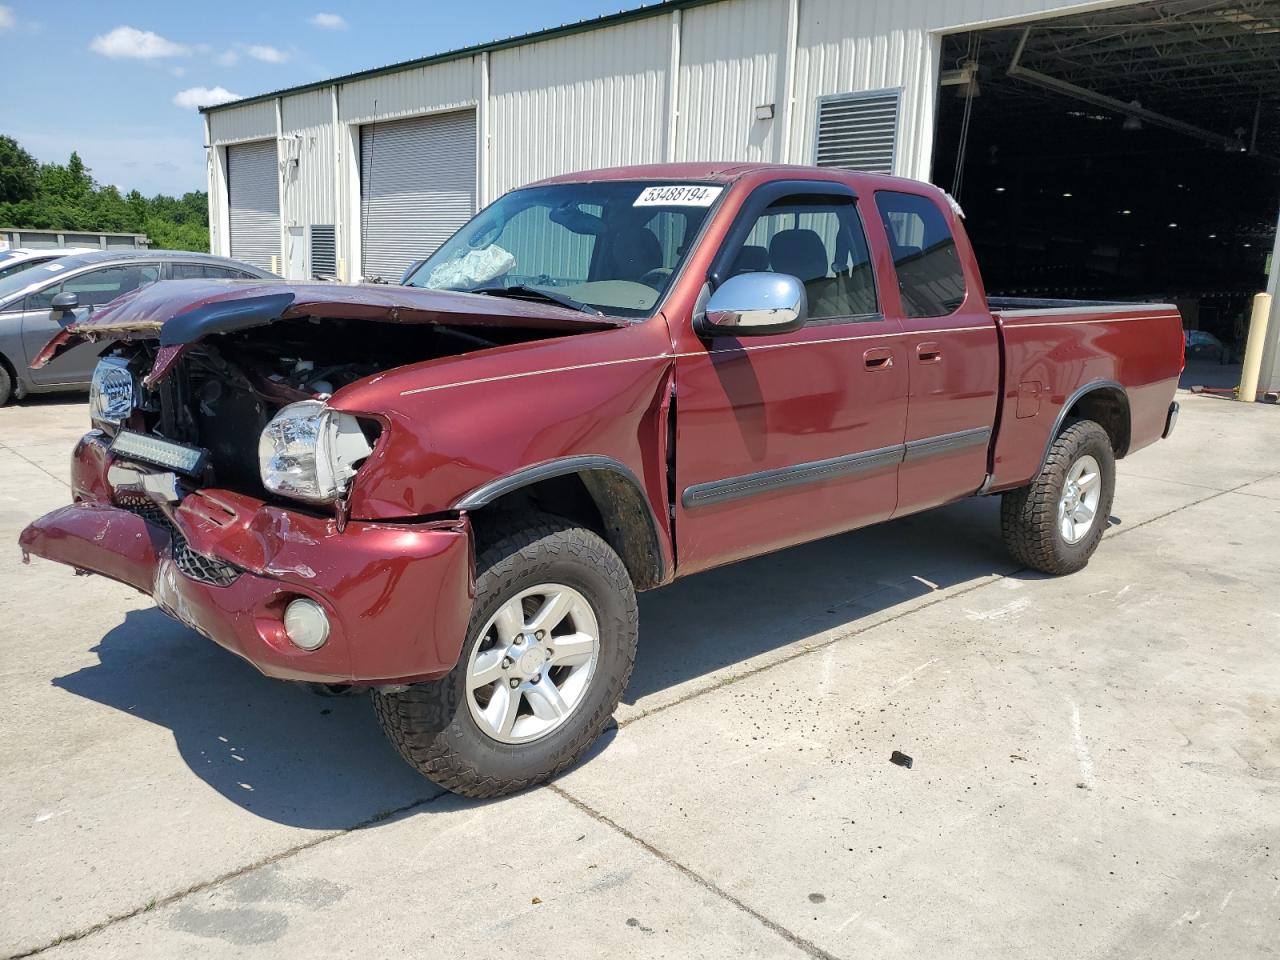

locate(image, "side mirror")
(50, 291), (79, 315)
(696, 273), (807, 338)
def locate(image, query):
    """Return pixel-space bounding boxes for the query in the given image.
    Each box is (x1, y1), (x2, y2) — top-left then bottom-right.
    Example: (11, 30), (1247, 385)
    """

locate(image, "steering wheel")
(638, 267), (673, 290)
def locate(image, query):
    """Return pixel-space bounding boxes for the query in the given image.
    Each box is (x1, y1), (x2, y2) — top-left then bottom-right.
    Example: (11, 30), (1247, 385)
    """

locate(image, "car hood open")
(31, 280), (625, 383)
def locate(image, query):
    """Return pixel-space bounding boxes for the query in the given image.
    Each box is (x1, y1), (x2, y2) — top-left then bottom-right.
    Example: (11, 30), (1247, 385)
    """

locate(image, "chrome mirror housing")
(697, 272), (808, 337)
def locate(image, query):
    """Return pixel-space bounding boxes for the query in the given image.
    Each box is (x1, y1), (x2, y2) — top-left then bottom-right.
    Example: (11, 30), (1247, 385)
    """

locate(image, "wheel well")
(1065, 386), (1130, 458)
(467, 469), (665, 590)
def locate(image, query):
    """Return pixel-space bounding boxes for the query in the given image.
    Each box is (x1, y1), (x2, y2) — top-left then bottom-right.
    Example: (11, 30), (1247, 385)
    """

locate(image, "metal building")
(201, 0), (1280, 386)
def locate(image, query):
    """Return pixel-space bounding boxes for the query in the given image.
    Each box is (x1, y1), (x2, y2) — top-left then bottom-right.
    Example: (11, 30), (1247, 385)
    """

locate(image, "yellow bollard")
(1238, 292), (1273, 403)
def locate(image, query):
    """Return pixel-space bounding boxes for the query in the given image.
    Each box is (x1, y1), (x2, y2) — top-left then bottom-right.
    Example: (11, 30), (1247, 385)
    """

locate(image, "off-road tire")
(372, 512), (638, 798)
(0, 361), (12, 407)
(1000, 419), (1115, 575)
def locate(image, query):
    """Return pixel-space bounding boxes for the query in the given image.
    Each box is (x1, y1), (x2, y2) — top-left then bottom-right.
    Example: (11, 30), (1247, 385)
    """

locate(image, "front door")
(673, 182), (908, 575)
(22, 263), (161, 385)
(870, 189), (1000, 515)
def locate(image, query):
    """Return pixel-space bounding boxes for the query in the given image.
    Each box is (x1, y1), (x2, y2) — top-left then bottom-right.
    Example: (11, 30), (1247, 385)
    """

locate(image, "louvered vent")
(814, 90), (901, 175)
(310, 225), (336, 279)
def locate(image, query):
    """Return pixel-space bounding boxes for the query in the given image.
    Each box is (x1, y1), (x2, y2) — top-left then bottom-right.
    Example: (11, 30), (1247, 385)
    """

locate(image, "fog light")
(283, 599), (330, 651)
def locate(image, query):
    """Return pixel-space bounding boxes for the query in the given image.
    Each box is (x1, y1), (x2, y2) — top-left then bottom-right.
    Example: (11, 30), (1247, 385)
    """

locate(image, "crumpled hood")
(31, 279), (623, 383)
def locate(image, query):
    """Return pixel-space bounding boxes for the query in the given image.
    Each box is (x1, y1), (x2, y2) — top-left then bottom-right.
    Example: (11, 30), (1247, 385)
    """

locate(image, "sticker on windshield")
(633, 185), (722, 207)
(43, 263), (66, 272)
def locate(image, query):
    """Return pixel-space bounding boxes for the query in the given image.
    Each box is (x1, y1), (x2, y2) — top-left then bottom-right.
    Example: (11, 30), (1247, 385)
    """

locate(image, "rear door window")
(873, 191), (967, 318)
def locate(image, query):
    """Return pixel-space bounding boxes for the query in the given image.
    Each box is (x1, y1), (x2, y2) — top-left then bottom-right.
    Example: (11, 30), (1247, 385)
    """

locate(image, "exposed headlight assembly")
(89, 356), (135, 426)
(258, 400), (373, 504)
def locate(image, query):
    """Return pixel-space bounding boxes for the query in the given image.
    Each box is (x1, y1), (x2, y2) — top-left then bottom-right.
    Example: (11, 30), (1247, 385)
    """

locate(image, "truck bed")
(987, 300), (1184, 492)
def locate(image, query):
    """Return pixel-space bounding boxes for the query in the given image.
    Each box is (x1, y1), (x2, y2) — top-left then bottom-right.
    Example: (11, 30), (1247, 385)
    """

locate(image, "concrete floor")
(1, 390), (1277, 959)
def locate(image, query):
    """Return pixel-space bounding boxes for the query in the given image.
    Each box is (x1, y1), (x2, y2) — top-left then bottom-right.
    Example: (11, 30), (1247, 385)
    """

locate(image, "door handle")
(863, 347), (893, 370)
(916, 342), (942, 364)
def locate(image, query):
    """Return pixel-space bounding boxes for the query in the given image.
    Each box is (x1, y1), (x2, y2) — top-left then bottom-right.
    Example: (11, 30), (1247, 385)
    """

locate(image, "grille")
(118, 497), (242, 588)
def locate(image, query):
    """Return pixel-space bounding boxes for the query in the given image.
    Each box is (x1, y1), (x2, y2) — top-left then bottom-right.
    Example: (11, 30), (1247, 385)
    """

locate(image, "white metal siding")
(359, 110), (477, 281)
(675, 0), (788, 163)
(488, 16), (669, 195)
(227, 140), (281, 272)
(340, 58), (478, 124)
(814, 90), (901, 173)
(208, 100), (277, 145)
(281, 90), (336, 228)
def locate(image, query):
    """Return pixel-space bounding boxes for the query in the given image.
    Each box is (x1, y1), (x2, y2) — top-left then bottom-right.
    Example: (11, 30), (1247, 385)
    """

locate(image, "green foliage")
(0, 137), (209, 251)
(0, 136), (40, 203)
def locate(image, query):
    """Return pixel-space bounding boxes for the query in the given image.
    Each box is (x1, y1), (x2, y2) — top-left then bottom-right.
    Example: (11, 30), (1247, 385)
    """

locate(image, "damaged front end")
(19, 281), (619, 683)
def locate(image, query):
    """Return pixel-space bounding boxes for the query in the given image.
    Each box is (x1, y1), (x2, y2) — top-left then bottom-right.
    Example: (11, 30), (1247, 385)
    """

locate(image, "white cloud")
(247, 44), (289, 64)
(170, 65), (186, 77)
(90, 25), (189, 60)
(310, 12), (346, 29)
(0, 6), (15, 31)
(214, 49), (238, 66)
(173, 86), (242, 110)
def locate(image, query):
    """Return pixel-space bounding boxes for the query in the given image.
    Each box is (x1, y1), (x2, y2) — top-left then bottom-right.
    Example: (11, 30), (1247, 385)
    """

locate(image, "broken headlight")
(258, 400), (372, 504)
(89, 357), (135, 427)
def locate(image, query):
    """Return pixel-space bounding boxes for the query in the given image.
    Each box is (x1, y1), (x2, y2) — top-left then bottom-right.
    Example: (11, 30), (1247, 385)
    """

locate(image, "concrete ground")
(1, 389), (1277, 959)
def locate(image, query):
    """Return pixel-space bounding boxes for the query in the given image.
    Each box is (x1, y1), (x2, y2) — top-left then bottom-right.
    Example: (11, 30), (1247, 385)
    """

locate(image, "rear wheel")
(0, 362), (12, 407)
(1000, 420), (1115, 575)
(372, 512), (637, 798)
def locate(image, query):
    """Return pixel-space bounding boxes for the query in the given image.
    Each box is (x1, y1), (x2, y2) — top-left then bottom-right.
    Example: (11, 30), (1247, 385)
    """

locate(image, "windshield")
(402, 180), (724, 318)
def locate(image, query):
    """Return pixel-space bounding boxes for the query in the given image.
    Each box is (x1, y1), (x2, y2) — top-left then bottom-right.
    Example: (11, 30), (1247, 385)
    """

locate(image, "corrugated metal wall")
(208, 99), (276, 144)
(675, 0), (788, 163)
(204, 0), (1131, 276)
(281, 89), (335, 231)
(488, 16), (670, 195)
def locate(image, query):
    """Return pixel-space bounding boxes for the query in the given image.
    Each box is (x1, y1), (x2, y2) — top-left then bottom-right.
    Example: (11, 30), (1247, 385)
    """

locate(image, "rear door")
(673, 180), (908, 575)
(871, 190), (999, 515)
(21, 263), (161, 384)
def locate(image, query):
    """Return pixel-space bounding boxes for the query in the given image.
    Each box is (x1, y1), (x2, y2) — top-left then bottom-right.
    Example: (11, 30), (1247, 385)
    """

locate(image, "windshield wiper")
(471, 284), (602, 316)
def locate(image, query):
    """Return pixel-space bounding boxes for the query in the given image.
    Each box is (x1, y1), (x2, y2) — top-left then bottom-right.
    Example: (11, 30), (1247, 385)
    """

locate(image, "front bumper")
(19, 434), (475, 685)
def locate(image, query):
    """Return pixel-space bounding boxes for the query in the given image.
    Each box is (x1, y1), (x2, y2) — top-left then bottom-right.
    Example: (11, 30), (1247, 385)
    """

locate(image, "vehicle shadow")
(52, 494), (1019, 827)
(627, 495), (1012, 703)
(53, 612), (439, 830)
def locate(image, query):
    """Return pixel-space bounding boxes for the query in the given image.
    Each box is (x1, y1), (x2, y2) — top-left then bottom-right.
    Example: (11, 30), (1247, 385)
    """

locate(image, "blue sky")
(1, 1), (639, 197)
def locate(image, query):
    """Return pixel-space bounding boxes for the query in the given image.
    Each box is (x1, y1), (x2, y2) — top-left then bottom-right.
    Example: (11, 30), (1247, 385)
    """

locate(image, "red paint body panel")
(988, 307), (1184, 491)
(18, 163), (1184, 688)
(21, 436), (474, 684)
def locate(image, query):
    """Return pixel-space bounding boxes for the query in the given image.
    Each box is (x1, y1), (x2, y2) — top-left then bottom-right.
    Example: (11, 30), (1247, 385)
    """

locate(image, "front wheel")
(1000, 420), (1115, 575)
(372, 513), (638, 798)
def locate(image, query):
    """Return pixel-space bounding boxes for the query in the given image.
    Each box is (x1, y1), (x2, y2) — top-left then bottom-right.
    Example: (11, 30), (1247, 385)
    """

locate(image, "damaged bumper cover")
(19, 435), (475, 685)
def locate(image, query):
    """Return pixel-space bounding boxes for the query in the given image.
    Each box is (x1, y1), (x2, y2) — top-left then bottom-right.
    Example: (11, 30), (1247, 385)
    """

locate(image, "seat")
(767, 229), (828, 283)
(609, 226), (663, 281)
(730, 244), (769, 275)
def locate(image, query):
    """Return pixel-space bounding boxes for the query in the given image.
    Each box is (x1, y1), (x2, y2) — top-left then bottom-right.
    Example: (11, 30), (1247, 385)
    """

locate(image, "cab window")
(727, 196), (877, 321)
(873, 191), (967, 318)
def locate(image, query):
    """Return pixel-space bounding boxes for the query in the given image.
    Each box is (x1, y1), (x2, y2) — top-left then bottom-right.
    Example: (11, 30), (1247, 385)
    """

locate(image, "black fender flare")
(454, 455), (668, 588)
(1038, 379), (1128, 472)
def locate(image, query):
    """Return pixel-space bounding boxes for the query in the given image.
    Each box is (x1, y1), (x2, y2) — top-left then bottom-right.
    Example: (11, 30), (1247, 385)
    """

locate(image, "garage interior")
(933, 0), (1280, 362)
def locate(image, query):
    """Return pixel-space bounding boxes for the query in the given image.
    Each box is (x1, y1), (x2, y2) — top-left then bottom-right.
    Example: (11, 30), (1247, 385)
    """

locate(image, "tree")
(0, 136), (39, 203)
(0, 136), (210, 251)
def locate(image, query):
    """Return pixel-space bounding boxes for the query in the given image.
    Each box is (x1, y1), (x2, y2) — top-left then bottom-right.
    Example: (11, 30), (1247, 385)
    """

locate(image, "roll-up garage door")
(227, 140), (281, 273)
(359, 110), (476, 282)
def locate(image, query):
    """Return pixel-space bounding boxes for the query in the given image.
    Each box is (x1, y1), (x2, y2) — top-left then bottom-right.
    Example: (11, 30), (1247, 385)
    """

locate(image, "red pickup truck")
(21, 163), (1183, 797)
